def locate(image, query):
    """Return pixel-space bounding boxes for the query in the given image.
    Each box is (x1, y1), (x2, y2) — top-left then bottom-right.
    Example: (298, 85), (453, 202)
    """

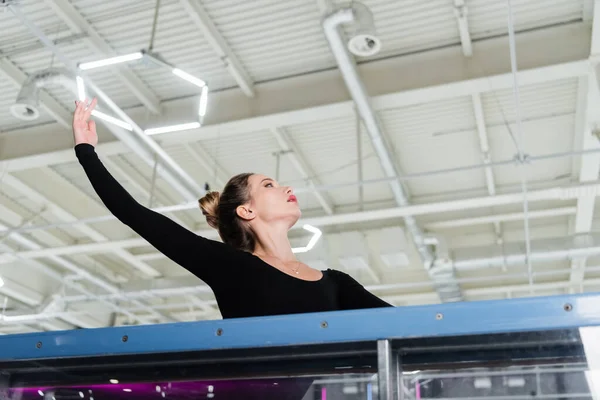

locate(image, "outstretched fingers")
(82, 97), (98, 121)
(74, 99), (87, 121)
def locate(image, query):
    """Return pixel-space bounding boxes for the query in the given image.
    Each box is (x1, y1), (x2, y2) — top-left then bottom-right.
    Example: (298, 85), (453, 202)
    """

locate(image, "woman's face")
(240, 174), (301, 228)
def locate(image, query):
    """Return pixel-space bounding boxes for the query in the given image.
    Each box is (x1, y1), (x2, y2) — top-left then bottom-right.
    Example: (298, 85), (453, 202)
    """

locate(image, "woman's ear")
(236, 204), (256, 221)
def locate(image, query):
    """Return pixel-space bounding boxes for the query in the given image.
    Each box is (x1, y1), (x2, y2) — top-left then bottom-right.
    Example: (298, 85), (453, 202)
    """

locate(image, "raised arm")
(72, 99), (234, 285)
(329, 270), (393, 310)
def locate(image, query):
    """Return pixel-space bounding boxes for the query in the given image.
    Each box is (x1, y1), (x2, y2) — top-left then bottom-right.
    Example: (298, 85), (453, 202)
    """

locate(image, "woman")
(73, 98), (391, 319)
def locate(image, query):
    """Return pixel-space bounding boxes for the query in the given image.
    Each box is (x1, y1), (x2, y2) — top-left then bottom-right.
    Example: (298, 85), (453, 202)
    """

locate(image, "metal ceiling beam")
(0, 174), (171, 325)
(3, 179), (598, 262)
(0, 58), (71, 129)
(424, 207), (577, 230)
(43, 0), (161, 114)
(271, 127), (334, 215)
(0, 57), (590, 173)
(178, 0), (254, 97)
(0, 236), (130, 328)
(12, 168), (162, 278)
(453, 0), (473, 57)
(472, 93), (503, 245)
(569, 0), (600, 290)
(1, 171), (215, 321)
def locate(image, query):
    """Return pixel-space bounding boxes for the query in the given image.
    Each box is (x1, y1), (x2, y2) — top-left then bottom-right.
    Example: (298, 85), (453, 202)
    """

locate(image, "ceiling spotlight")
(346, 2), (381, 57)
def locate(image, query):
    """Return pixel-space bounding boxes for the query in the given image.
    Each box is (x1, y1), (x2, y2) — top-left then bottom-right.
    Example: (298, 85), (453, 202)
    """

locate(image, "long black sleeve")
(75, 143), (236, 285)
(329, 270), (393, 310)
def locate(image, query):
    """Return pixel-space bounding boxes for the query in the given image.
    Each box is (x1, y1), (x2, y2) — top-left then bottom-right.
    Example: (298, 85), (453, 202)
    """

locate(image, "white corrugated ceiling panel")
(202, 0), (333, 82)
(0, 1), (68, 54)
(284, 116), (394, 207)
(468, 0), (584, 40)
(483, 78), (578, 188)
(482, 78), (578, 129)
(381, 96), (486, 199)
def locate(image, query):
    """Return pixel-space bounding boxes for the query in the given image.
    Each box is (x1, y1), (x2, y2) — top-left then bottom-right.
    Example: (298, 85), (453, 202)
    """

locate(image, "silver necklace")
(256, 254), (302, 274)
(289, 261), (301, 274)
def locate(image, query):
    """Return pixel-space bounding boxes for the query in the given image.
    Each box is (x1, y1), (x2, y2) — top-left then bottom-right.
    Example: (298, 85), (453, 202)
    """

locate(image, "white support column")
(569, 0), (600, 290)
(0, 58), (72, 129)
(271, 127), (334, 215)
(453, 0), (473, 57)
(178, 0), (254, 97)
(43, 0), (161, 114)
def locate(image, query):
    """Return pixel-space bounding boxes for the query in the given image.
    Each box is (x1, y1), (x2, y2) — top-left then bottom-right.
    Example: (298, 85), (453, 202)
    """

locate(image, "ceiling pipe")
(8, 4), (202, 202)
(454, 245), (600, 270)
(323, 6), (461, 301)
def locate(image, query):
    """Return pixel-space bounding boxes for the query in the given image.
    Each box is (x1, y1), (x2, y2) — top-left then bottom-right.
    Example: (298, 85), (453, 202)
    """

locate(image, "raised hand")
(72, 98), (98, 147)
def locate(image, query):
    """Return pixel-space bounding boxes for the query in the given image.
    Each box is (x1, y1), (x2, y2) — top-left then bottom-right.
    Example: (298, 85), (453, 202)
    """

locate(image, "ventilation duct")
(10, 67), (75, 121)
(323, 6), (462, 302)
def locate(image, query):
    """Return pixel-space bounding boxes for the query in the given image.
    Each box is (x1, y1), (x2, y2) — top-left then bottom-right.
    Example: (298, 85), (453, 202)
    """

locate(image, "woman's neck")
(252, 222), (295, 262)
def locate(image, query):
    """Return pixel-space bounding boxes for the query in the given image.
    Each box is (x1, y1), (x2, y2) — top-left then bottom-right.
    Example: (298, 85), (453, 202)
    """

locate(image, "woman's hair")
(198, 173), (256, 252)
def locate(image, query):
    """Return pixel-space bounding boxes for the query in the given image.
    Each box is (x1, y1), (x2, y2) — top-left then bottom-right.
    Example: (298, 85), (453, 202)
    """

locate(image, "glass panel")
(2, 374), (379, 400)
(0, 343), (381, 400)
(0, 374), (378, 400)
(399, 326), (600, 400)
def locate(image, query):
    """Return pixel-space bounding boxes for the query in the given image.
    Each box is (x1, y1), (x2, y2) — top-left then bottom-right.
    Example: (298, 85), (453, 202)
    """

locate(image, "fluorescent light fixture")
(172, 68), (206, 88)
(0, 276), (4, 288)
(292, 224), (322, 253)
(123, 389), (132, 392)
(79, 52), (143, 70)
(199, 85), (208, 117)
(76, 76), (86, 101)
(109, 379), (119, 384)
(91, 110), (133, 131)
(144, 122), (200, 136)
(38, 390), (44, 396)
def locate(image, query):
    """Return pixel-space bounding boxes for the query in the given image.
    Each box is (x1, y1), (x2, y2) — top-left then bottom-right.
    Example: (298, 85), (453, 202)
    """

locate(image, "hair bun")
(198, 191), (220, 229)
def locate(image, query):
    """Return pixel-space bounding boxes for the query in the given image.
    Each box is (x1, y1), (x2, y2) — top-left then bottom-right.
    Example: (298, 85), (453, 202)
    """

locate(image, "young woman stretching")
(73, 98), (391, 319)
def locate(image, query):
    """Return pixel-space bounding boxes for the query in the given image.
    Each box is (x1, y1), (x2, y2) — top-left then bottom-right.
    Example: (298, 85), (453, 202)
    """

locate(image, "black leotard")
(75, 143), (392, 319)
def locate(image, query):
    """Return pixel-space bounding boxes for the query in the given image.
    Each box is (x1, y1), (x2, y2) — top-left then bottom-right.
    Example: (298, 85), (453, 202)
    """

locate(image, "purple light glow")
(10, 378), (314, 400)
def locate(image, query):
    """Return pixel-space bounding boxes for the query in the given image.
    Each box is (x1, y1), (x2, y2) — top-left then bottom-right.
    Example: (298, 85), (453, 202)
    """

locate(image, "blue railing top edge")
(1, 293), (599, 360)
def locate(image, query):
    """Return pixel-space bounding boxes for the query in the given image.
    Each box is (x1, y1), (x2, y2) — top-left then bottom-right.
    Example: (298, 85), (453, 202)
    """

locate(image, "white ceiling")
(0, 0), (598, 333)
